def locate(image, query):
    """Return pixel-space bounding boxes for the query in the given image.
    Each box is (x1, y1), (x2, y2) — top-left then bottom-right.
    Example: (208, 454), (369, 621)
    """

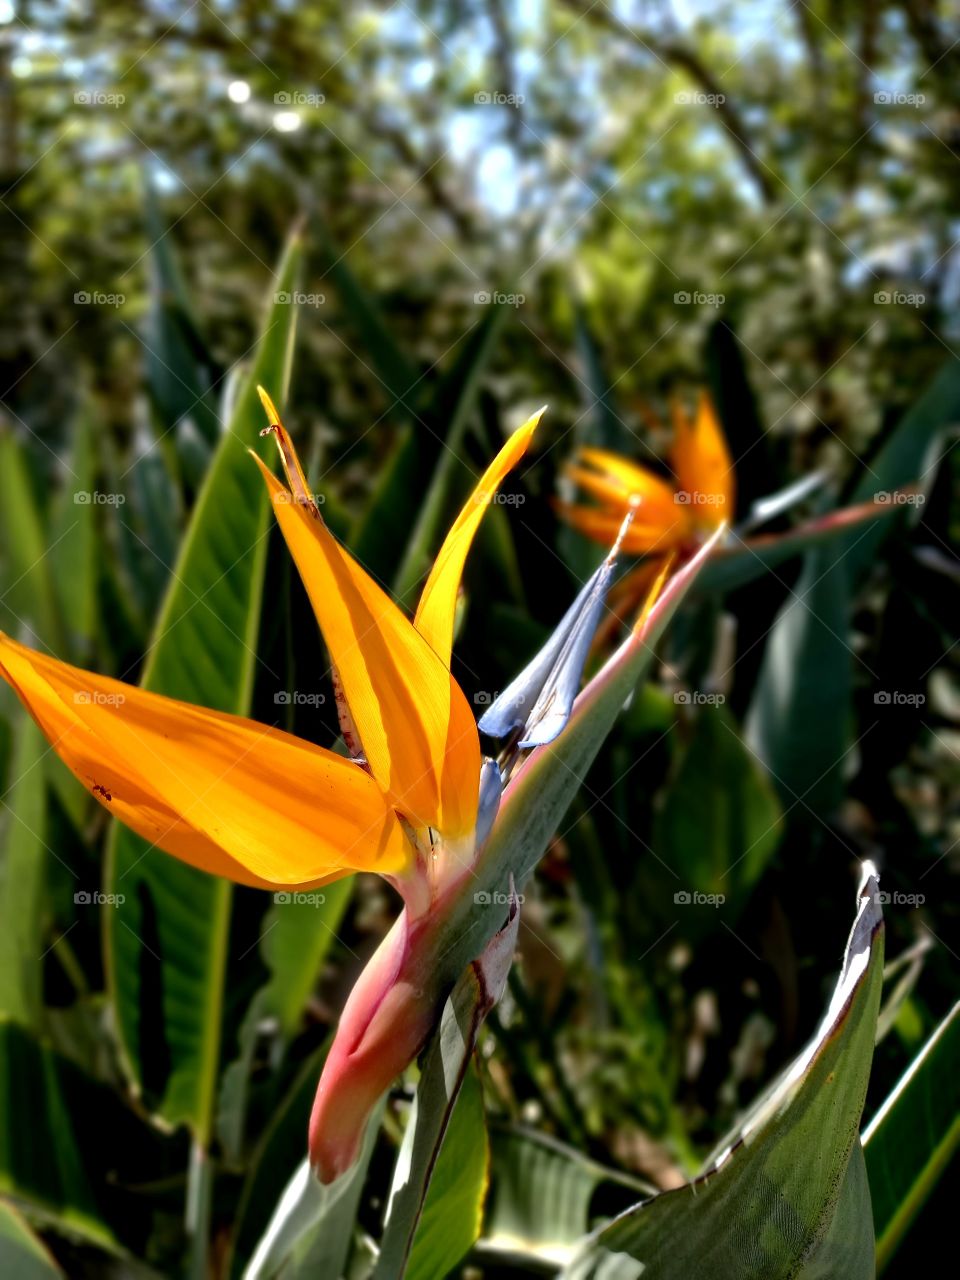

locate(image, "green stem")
(185, 1138), (213, 1280)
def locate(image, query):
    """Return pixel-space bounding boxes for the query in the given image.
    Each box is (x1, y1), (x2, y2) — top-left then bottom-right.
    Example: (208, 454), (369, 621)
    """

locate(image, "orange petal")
(574, 447), (679, 515)
(414, 407), (544, 665)
(564, 458), (679, 526)
(253, 426), (480, 839)
(555, 501), (689, 555)
(0, 633), (411, 889)
(671, 391), (735, 523)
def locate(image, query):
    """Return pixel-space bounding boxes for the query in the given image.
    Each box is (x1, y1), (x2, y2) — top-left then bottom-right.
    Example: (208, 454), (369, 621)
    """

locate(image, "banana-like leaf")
(0, 432), (63, 651)
(392, 305), (508, 607)
(241, 1099), (384, 1280)
(218, 883), (353, 1161)
(0, 1018), (122, 1250)
(48, 408), (97, 664)
(352, 307), (507, 587)
(562, 863), (884, 1279)
(143, 180), (221, 459)
(864, 1001), (960, 1272)
(403, 1063), (488, 1280)
(375, 898), (518, 1280)
(0, 716), (48, 1029)
(0, 1200), (62, 1278)
(227, 1043), (329, 1279)
(479, 1127), (652, 1269)
(105, 233), (301, 1140)
(744, 540), (852, 816)
(844, 356), (960, 578)
(694, 499), (897, 596)
(653, 704), (782, 921)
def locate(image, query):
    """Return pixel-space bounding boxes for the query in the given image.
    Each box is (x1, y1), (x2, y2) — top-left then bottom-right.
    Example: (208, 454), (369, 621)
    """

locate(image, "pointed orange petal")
(0, 633), (410, 889)
(414, 408), (544, 665)
(253, 440), (479, 839)
(671, 391), (735, 523)
(554, 501), (689, 555)
(564, 458), (679, 526)
(575, 447), (679, 513)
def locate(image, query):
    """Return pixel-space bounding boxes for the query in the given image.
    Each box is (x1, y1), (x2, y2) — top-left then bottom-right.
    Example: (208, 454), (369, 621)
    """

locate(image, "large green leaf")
(0, 715), (48, 1029)
(0, 1200), (62, 1279)
(0, 432), (63, 651)
(352, 308), (507, 587)
(143, 180), (220, 459)
(226, 1042), (329, 1279)
(563, 863), (885, 1279)
(744, 540), (852, 816)
(48, 407), (97, 664)
(0, 1018), (119, 1250)
(864, 1001), (960, 1272)
(404, 1063), (488, 1280)
(218, 882), (353, 1161)
(653, 704), (782, 918)
(844, 356), (960, 578)
(392, 305), (508, 607)
(480, 1127), (651, 1270)
(105, 233), (301, 1141)
(242, 1100), (385, 1280)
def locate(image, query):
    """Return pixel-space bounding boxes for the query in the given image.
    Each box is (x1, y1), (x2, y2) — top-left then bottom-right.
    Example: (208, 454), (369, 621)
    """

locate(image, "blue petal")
(478, 545), (628, 749)
(475, 758), (503, 848)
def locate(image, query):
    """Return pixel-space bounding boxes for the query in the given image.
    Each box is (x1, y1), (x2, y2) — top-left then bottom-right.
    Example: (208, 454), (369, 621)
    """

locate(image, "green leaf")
(226, 1042), (329, 1279)
(653, 704), (782, 917)
(864, 1001), (960, 1273)
(0, 432), (63, 650)
(844, 356), (960, 578)
(0, 1017), (120, 1250)
(392, 306), (508, 607)
(218, 882), (353, 1161)
(48, 408), (97, 663)
(243, 1099), (385, 1280)
(0, 715), (48, 1029)
(143, 180), (221, 455)
(352, 309), (506, 588)
(105, 232), (302, 1140)
(317, 221), (419, 414)
(563, 863), (885, 1279)
(481, 1127), (651, 1269)
(744, 541), (852, 816)
(693, 499), (896, 596)
(0, 1200), (62, 1279)
(404, 1063), (488, 1280)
